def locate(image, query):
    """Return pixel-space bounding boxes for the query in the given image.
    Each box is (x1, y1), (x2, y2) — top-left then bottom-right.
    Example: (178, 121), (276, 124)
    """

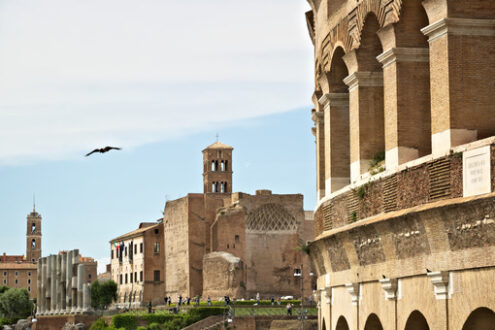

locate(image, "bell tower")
(26, 203), (42, 262)
(202, 141), (233, 194)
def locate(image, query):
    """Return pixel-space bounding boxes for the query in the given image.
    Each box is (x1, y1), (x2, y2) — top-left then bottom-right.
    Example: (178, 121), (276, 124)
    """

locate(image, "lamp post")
(294, 264), (306, 330)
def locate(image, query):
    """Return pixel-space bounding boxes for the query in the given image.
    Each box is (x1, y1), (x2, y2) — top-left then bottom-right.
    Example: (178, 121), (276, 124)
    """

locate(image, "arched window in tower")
(215, 160), (219, 171)
(220, 182), (225, 193)
(225, 160), (228, 171)
(224, 182), (228, 192)
(211, 161), (215, 171)
(31, 223), (36, 234)
(211, 183), (216, 192)
(220, 161), (225, 171)
(31, 239), (36, 249)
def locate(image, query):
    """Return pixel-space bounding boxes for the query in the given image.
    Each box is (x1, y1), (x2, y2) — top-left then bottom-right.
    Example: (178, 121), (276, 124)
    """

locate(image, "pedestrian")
(286, 303), (291, 316)
(178, 295), (182, 306)
(271, 297), (274, 306)
(256, 292), (260, 305)
(187, 297), (191, 305)
(148, 301), (152, 314)
(164, 296), (168, 306)
(208, 296), (212, 306)
(308, 295), (313, 306)
(196, 295), (200, 306)
(277, 297), (281, 306)
(168, 296), (172, 306)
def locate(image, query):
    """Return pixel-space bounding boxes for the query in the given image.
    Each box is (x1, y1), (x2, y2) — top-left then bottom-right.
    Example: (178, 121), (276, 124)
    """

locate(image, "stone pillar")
(50, 255), (57, 314)
(377, 47), (431, 169)
(82, 283), (91, 313)
(71, 250), (79, 314)
(77, 264), (85, 313)
(421, 18), (495, 155)
(55, 254), (61, 314)
(312, 109), (325, 200)
(319, 93), (350, 194)
(60, 252), (67, 312)
(37, 258), (42, 315)
(66, 250), (73, 313)
(343, 72), (384, 182)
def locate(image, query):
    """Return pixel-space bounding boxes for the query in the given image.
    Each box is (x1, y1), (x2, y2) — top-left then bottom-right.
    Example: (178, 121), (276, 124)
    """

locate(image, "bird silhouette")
(426, 268), (431, 273)
(85, 146), (121, 157)
(382, 274), (386, 279)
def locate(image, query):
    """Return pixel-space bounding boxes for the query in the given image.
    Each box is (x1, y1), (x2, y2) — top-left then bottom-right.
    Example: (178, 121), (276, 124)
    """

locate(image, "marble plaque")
(463, 146), (491, 197)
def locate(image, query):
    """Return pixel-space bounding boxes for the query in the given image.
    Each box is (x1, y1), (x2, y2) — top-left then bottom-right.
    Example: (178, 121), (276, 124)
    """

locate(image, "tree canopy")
(91, 280), (118, 310)
(0, 288), (33, 319)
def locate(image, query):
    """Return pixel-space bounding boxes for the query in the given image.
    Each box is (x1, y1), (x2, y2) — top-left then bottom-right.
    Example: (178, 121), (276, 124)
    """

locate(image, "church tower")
(202, 141), (233, 194)
(26, 204), (42, 262)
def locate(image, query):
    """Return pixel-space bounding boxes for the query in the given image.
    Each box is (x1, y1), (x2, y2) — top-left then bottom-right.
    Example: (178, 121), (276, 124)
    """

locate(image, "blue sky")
(0, 0), (315, 272)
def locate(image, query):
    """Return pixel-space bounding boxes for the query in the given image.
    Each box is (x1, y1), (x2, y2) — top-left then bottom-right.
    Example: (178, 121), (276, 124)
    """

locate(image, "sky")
(0, 0), (315, 273)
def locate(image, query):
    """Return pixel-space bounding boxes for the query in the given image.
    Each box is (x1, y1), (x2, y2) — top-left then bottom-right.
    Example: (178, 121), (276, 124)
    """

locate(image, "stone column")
(60, 252), (67, 312)
(343, 72), (384, 182)
(71, 250), (79, 314)
(66, 250), (73, 313)
(312, 109), (325, 200)
(377, 47), (431, 169)
(76, 264), (85, 313)
(55, 254), (61, 314)
(82, 283), (91, 313)
(50, 255), (56, 314)
(319, 93), (350, 194)
(36, 258), (42, 315)
(421, 18), (495, 155)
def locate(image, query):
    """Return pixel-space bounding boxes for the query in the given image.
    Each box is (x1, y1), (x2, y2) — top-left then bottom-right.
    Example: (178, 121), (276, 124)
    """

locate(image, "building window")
(15, 279), (18, 284)
(154, 228), (159, 235)
(140, 243), (143, 253)
(154, 242), (160, 254)
(111, 250), (114, 259)
(134, 272), (137, 283)
(31, 239), (36, 248)
(140, 271), (143, 282)
(130, 273), (133, 283)
(28, 272), (31, 277)
(28, 287), (30, 292)
(28, 279), (31, 284)
(120, 274), (123, 285)
(3, 272), (6, 276)
(15, 272), (18, 276)
(3, 280), (5, 285)
(31, 223), (36, 234)
(134, 245), (137, 254)
(235, 235), (240, 243)
(125, 274), (128, 284)
(125, 246), (127, 256)
(88, 274), (92, 280)
(153, 270), (160, 282)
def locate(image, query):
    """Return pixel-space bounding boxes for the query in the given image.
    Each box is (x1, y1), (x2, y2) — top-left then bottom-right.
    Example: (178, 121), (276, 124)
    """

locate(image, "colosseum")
(305, 0), (495, 329)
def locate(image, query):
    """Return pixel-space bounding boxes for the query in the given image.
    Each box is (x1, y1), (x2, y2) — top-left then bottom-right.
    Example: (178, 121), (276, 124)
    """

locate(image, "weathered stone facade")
(162, 142), (314, 299)
(306, 0), (495, 329)
(37, 249), (96, 316)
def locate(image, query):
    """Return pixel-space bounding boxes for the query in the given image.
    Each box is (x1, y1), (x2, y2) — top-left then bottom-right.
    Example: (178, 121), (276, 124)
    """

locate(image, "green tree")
(91, 280), (118, 311)
(0, 288), (33, 319)
(0, 286), (9, 295)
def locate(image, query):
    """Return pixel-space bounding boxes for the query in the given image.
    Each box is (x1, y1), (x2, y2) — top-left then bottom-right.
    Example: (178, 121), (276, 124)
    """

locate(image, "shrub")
(188, 307), (227, 319)
(89, 319), (110, 330)
(112, 314), (137, 330)
(140, 313), (174, 324)
(0, 288), (32, 319)
(137, 327), (147, 330)
(0, 317), (19, 326)
(147, 323), (163, 330)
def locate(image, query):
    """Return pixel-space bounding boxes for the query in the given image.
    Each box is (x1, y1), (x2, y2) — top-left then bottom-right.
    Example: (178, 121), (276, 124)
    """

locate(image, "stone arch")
(462, 307), (495, 330)
(322, 318), (327, 330)
(404, 310), (430, 330)
(364, 313), (383, 330)
(344, 13), (385, 181)
(336, 316), (349, 330)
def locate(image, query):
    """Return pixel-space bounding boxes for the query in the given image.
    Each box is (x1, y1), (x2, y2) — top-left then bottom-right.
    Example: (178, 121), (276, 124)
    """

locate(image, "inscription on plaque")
(463, 146), (491, 197)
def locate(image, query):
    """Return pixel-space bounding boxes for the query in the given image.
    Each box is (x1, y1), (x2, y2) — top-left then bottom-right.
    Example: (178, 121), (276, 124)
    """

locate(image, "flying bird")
(85, 146), (121, 157)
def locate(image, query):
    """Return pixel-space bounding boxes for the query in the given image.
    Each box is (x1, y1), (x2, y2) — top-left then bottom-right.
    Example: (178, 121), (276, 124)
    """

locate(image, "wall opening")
(405, 310), (429, 330)
(364, 313), (383, 330)
(462, 307), (495, 330)
(336, 316), (349, 330)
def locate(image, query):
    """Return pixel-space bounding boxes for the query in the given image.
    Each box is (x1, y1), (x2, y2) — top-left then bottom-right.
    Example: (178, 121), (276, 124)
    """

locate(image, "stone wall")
(202, 252), (245, 299)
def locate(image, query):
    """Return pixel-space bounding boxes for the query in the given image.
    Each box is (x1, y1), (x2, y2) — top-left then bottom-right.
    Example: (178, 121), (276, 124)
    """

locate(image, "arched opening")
(349, 13), (385, 179)
(211, 161), (215, 171)
(215, 160), (219, 171)
(462, 307), (495, 330)
(336, 316), (349, 330)
(380, 0), (431, 167)
(31, 223), (36, 234)
(225, 160), (229, 171)
(405, 310), (429, 330)
(322, 318), (327, 330)
(326, 46), (350, 193)
(224, 182), (228, 192)
(220, 182), (225, 193)
(31, 239), (36, 249)
(364, 313), (383, 330)
(221, 161), (225, 171)
(211, 183), (216, 192)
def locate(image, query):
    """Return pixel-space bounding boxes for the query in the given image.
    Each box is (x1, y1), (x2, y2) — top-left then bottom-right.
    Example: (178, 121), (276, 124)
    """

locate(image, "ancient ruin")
(37, 249), (92, 315)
